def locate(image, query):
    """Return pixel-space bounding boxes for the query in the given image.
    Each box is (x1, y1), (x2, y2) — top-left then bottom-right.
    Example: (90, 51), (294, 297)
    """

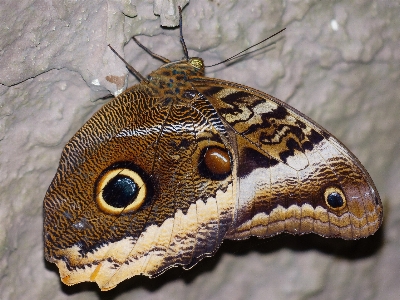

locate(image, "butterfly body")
(44, 56), (382, 291)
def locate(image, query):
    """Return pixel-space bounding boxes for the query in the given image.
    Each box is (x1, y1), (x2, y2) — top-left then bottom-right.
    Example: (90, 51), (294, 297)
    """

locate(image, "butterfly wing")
(44, 82), (238, 290)
(44, 61), (382, 291)
(192, 77), (383, 240)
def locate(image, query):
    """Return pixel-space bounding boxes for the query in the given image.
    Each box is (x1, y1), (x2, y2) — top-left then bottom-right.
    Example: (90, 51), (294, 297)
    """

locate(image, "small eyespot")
(324, 187), (346, 210)
(95, 168), (147, 215)
(199, 146), (232, 180)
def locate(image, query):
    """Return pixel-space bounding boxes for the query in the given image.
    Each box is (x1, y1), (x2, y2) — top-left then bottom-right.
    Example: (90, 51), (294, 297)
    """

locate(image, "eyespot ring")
(324, 186), (347, 211)
(95, 167), (147, 215)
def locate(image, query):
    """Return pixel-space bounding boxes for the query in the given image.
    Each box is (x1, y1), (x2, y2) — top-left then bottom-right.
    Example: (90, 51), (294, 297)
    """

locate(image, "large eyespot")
(95, 165), (148, 215)
(324, 186), (347, 210)
(198, 146), (232, 180)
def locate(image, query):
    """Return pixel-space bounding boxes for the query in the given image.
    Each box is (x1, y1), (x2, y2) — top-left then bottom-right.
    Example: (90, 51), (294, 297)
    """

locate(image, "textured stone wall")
(0, 0), (399, 299)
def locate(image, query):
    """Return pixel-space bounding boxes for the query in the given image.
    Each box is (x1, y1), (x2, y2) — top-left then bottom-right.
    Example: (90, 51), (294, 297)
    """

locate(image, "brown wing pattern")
(192, 78), (382, 240)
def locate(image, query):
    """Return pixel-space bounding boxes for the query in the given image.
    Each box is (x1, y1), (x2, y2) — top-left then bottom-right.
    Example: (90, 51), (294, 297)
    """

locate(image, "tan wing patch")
(228, 203), (381, 240)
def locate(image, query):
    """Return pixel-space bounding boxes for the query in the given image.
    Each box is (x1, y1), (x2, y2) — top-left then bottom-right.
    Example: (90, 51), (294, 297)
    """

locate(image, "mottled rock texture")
(0, 0), (399, 299)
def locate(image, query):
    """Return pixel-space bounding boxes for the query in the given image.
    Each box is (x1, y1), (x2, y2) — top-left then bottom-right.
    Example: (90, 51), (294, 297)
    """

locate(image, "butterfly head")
(188, 57), (204, 72)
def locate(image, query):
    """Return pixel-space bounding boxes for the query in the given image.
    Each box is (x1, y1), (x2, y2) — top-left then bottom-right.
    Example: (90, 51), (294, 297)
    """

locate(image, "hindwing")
(192, 78), (382, 240)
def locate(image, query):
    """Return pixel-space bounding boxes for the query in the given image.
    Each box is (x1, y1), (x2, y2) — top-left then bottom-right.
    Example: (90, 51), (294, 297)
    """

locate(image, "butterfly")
(43, 8), (382, 291)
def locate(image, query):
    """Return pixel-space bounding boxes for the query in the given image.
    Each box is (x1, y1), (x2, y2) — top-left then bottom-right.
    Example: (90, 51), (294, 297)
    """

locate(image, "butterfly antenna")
(108, 44), (148, 83)
(132, 36), (170, 63)
(205, 28), (286, 67)
(178, 6), (189, 61)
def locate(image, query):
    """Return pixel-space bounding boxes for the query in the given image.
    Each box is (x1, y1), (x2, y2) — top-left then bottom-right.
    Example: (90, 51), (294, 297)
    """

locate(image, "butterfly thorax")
(145, 57), (205, 102)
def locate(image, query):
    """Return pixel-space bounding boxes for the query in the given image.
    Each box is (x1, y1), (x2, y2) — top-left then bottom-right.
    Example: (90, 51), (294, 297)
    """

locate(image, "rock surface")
(0, 0), (399, 299)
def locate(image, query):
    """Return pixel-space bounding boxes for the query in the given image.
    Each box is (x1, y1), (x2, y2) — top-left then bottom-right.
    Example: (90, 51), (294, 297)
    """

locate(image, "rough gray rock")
(0, 0), (399, 299)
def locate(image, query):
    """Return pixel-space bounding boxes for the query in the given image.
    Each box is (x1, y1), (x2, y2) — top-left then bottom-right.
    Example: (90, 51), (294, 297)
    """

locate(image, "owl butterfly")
(44, 8), (382, 291)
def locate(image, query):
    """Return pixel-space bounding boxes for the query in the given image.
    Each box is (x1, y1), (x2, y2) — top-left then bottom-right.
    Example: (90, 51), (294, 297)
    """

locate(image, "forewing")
(43, 84), (236, 290)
